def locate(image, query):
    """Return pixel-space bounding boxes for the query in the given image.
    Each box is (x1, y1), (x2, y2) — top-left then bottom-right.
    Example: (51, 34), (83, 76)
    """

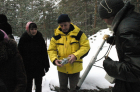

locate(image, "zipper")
(65, 36), (67, 48)
(66, 36), (67, 41)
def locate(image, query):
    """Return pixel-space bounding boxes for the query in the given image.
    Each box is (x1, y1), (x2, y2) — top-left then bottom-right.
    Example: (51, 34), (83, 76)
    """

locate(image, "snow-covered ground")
(14, 28), (118, 92)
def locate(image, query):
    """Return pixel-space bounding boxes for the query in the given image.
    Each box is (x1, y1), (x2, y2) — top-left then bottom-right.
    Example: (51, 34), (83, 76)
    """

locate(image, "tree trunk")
(43, 10), (46, 31)
(93, 0), (97, 34)
(85, 1), (87, 33)
(137, 0), (139, 12)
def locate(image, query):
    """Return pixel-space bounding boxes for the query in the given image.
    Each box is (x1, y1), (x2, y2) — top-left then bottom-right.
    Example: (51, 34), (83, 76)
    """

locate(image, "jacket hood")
(0, 39), (18, 64)
(54, 23), (80, 36)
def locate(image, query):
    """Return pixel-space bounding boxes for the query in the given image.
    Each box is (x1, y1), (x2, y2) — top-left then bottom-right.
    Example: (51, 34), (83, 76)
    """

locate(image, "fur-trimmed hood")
(0, 39), (18, 64)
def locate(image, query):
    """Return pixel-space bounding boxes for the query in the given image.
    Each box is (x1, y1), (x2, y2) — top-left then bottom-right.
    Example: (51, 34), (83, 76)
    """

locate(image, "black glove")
(106, 36), (115, 45)
(104, 56), (113, 62)
(103, 57), (114, 68)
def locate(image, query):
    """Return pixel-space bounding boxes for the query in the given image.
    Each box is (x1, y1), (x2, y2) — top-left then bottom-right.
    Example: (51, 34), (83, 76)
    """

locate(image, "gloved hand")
(104, 56), (113, 62)
(106, 36), (115, 45)
(103, 57), (114, 68)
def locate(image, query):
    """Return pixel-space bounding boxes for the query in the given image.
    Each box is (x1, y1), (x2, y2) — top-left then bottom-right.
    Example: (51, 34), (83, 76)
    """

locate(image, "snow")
(14, 35), (20, 44)
(14, 28), (118, 92)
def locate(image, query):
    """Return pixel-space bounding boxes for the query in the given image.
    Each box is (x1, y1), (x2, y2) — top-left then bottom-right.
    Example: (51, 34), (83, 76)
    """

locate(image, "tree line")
(0, 0), (139, 38)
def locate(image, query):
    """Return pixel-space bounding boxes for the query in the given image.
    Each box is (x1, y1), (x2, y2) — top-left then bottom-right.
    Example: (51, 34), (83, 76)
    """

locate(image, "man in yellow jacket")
(48, 14), (90, 92)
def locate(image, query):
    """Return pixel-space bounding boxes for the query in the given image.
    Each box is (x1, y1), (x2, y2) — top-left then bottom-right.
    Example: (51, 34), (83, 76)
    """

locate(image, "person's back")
(0, 29), (27, 92)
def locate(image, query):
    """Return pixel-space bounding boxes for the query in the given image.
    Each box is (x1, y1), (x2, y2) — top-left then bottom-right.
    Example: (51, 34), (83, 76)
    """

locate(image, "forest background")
(0, 0), (139, 38)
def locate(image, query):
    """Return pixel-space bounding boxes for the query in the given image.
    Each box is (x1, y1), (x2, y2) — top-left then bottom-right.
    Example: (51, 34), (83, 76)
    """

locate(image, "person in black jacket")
(98, 0), (140, 92)
(0, 29), (27, 92)
(18, 22), (50, 92)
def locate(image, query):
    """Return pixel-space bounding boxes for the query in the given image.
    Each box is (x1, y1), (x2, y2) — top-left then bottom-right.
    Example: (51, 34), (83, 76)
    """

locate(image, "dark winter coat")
(18, 31), (50, 77)
(0, 78), (8, 92)
(0, 39), (27, 92)
(103, 2), (140, 92)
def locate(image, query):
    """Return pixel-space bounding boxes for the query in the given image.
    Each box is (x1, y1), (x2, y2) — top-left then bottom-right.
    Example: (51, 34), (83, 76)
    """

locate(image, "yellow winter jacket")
(48, 23), (90, 74)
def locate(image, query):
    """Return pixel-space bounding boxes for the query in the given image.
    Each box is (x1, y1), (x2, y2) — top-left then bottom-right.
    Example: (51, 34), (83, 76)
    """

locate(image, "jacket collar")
(111, 2), (135, 34)
(54, 23), (80, 36)
(59, 24), (74, 35)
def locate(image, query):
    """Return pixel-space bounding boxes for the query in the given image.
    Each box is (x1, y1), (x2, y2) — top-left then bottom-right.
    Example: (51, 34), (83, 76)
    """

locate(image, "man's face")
(29, 28), (37, 36)
(103, 17), (114, 25)
(59, 22), (71, 33)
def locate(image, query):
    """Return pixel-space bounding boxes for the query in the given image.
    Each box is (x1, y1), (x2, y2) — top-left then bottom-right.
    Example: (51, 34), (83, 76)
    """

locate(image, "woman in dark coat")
(18, 22), (50, 92)
(0, 29), (27, 92)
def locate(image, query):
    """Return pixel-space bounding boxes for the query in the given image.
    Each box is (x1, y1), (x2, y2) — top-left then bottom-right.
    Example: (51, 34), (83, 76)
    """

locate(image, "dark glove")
(103, 57), (114, 68)
(106, 36), (115, 45)
(104, 56), (113, 62)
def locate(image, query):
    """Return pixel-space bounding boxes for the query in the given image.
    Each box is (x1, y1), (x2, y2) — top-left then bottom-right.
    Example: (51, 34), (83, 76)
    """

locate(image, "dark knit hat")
(0, 14), (7, 23)
(98, 0), (124, 19)
(57, 14), (71, 23)
(0, 14), (12, 35)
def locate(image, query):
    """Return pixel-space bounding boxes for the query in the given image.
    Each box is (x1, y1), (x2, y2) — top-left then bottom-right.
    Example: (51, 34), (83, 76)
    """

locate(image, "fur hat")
(98, 0), (124, 19)
(57, 14), (71, 23)
(0, 14), (12, 35)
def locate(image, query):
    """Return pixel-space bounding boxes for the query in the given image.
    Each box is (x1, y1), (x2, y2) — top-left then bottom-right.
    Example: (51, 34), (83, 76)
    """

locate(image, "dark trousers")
(26, 76), (42, 92)
(58, 71), (80, 92)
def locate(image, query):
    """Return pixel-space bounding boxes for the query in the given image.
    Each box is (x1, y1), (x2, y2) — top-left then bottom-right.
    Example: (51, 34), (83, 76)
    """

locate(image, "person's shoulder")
(36, 31), (43, 37)
(6, 39), (18, 55)
(20, 32), (28, 38)
(72, 24), (83, 33)
(35, 31), (46, 43)
(119, 12), (140, 32)
(73, 25), (84, 36)
(37, 31), (42, 34)
(7, 39), (17, 48)
(52, 34), (61, 41)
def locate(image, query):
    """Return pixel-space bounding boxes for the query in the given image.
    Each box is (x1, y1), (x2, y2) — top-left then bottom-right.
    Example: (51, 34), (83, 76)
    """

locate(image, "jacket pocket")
(56, 43), (64, 57)
(70, 39), (80, 53)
